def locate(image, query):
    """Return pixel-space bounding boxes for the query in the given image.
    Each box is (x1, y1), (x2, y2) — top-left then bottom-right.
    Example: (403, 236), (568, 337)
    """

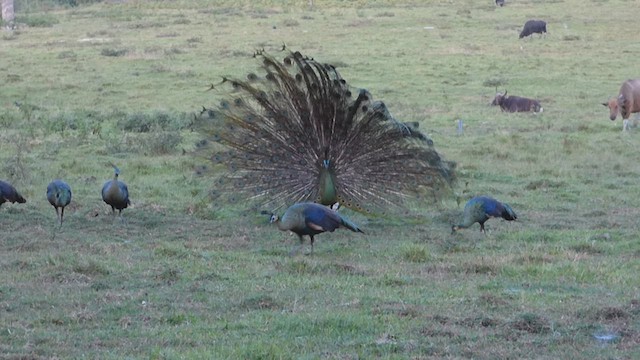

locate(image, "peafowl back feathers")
(452, 195), (517, 234)
(196, 49), (455, 214)
(0, 180), (26, 207)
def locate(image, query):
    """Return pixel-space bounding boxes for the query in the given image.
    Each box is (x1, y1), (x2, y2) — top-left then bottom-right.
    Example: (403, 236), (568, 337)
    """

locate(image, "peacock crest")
(196, 48), (455, 214)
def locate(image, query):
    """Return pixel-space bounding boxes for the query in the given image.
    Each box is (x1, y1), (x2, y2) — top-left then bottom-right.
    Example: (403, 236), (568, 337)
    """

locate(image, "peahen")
(197, 49), (455, 214)
(46, 179), (72, 225)
(0, 180), (26, 207)
(102, 164), (130, 220)
(263, 202), (364, 255)
(451, 196), (517, 234)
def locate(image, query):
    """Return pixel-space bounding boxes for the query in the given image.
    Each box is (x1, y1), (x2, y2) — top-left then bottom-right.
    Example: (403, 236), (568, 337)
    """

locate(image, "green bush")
(116, 111), (192, 133)
(100, 48), (128, 57)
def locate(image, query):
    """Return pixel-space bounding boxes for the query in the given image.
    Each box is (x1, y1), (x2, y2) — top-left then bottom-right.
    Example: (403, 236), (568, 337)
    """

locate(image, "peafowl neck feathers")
(197, 49), (455, 214)
(50, 189), (71, 207)
(318, 160), (338, 206)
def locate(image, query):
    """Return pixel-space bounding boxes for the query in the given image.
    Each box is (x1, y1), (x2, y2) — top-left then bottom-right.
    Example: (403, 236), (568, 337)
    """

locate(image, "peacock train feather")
(196, 49), (455, 214)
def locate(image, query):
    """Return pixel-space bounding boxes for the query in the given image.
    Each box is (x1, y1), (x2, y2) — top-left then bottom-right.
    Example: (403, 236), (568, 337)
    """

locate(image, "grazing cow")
(496, 0), (505, 6)
(491, 91), (543, 113)
(602, 78), (640, 131)
(519, 20), (547, 39)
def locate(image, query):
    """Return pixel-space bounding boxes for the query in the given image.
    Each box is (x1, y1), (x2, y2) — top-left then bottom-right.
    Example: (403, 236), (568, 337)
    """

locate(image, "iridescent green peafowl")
(0, 180), (26, 207)
(196, 49), (455, 214)
(47, 179), (72, 225)
(263, 202), (364, 255)
(102, 164), (130, 220)
(451, 196), (517, 234)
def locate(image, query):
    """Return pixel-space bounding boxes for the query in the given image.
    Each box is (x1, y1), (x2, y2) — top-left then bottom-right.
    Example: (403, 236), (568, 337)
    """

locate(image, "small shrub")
(483, 77), (508, 89)
(511, 313), (550, 333)
(283, 19), (299, 27)
(403, 245), (430, 263)
(73, 260), (110, 276)
(101, 48), (128, 57)
(17, 14), (59, 27)
(2, 32), (18, 41)
(164, 46), (185, 55)
(57, 50), (77, 60)
(116, 111), (192, 133)
(156, 268), (180, 283)
(240, 294), (279, 310)
(164, 313), (187, 325)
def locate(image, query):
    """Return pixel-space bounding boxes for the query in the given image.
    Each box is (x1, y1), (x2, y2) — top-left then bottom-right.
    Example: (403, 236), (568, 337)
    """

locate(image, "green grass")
(1, 0), (640, 358)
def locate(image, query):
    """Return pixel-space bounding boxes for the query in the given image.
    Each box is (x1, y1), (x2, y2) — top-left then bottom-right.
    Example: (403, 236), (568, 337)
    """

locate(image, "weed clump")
(511, 313), (551, 334)
(403, 245), (430, 263)
(101, 48), (128, 57)
(17, 14), (59, 27)
(116, 111), (191, 133)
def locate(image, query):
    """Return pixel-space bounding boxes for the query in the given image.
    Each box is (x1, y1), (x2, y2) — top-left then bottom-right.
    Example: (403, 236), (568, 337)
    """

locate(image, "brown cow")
(602, 79), (640, 131)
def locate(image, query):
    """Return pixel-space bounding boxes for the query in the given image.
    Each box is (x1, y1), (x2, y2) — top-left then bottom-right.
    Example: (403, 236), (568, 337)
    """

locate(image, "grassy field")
(1, 0), (640, 358)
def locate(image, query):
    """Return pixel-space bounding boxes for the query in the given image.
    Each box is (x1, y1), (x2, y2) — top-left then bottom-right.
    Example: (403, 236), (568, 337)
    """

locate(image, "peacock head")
(451, 225), (460, 234)
(109, 163), (121, 177)
(322, 159), (331, 169)
(261, 210), (279, 223)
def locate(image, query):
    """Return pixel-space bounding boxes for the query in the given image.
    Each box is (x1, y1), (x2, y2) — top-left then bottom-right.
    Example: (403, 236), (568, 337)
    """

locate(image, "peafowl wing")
(302, 203), (343, 233)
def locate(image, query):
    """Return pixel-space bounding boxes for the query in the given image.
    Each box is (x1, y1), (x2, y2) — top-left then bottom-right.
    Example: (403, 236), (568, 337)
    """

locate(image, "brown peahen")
(263, 202), (364, 255)
(196, 49), (455, 214)
(47, 179), (72, 225)
(102, 165), (130, 221)
(451, 196), (517, 234)
(0, 180), (26, 207)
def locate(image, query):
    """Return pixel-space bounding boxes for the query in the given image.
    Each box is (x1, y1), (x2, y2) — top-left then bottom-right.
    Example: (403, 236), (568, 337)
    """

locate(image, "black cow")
(519, 20), (547, 39)
(491, 91), (543, 113)
(496, 0), (505, 6)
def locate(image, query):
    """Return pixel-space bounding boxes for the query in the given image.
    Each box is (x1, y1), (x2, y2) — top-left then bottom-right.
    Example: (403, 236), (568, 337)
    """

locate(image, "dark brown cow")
(520, 20), (547, 39)
(602, 78), (640, 131)
(491, 91), (543, 113)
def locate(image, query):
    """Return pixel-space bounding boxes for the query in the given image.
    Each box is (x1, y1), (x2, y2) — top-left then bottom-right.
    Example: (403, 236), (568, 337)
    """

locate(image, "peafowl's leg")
(480, 222), (486, 234)
(289, 235), (304, 256)
(118, 209), (127, 224)
(59, 207), (64, 225)
(309, 236), (315, 255)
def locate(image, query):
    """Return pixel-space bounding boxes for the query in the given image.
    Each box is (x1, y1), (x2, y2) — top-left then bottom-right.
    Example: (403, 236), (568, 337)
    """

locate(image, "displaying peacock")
(263, 202), (364, 255)
(102, 164), (130, 221)
(196, 49), (455, 214)
(47, 179), (72, 225)
(451, 196), (517, 234)
(0, 180), (26, 207)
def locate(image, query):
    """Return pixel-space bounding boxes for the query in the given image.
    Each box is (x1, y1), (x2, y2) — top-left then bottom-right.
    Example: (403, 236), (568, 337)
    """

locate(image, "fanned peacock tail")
(196, 49), (455, 214)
